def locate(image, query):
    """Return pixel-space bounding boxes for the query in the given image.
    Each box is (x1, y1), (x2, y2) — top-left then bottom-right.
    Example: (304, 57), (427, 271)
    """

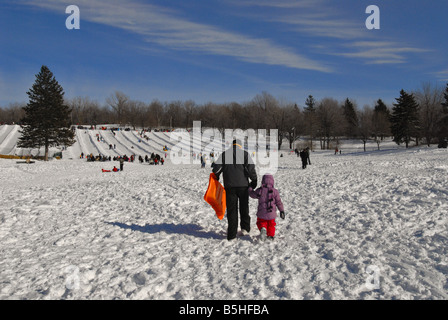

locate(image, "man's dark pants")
(225, 187), (250, 240)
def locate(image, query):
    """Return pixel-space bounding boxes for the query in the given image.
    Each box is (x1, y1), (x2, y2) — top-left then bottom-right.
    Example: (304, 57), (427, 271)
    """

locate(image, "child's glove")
(280, 211), (285, 219)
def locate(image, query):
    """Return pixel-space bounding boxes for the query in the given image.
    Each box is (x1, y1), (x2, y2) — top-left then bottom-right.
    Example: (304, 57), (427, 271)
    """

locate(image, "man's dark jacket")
(212, 144), (257, 189)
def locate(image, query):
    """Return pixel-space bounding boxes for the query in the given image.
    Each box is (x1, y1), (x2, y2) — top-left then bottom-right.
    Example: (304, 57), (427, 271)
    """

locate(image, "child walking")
(249, 174), (285, 241)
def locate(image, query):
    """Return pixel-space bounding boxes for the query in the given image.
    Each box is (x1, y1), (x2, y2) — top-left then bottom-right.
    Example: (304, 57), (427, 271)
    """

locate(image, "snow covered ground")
(0, 127), (447, 300)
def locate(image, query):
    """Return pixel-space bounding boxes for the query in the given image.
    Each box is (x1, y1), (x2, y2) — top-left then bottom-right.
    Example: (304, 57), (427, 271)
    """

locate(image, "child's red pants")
(256, 218), (276, 237)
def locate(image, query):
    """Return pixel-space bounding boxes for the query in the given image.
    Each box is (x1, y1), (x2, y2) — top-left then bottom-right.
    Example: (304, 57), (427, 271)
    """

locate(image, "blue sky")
(1, 0), (447, 109)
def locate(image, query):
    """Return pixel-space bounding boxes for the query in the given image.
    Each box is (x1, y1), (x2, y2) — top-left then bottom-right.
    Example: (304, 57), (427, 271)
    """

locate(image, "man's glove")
(250, 180), (257, 189)
(280, 211), (285, 219)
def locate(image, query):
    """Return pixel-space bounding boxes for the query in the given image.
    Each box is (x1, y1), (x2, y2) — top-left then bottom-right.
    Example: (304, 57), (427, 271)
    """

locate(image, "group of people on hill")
(139, 153), (165, 165)
(81, 153), (112, 162)
(115, 154), (135, 162)
(99, 152), (166, 173)
(81, 151), (166, 169)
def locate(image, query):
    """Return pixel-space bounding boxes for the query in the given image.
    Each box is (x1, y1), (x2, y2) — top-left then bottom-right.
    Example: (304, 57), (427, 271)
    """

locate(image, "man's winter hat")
(233, 139), (242, 147)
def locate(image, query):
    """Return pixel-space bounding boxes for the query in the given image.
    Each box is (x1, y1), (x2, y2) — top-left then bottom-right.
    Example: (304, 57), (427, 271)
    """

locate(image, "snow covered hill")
(0, 138), (447, 300)
(0, 125), (183, 159)
(0, 124), (419, 160)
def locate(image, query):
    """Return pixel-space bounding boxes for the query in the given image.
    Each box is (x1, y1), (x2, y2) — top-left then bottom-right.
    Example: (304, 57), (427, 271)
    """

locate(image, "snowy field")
(0, 127), (447, 300)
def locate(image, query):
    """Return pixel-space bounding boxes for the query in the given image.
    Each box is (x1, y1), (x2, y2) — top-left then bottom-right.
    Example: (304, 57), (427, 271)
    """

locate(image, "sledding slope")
(0, 125), (20, 155)
(0, 126), (180, 159)
(0, 124), (69, 158)
(0, 125), (14, 146)
(130, 130), (164, 154)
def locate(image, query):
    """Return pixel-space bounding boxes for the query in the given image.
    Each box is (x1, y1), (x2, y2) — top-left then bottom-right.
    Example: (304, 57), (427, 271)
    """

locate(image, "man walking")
(305, 147), (311, 165)
(119, 156), (124, 171)
(213, 139), (258, 241)
(300, 149), (308, 169)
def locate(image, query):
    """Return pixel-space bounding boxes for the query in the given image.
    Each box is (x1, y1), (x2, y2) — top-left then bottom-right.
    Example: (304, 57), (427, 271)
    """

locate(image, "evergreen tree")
(442, 83), (448, 110)
(438, 83), (448, 147)
(374, 99), (390, 117)
(342, 98), (359, 137)
(305, 95), (316, 112)
(390, 89), (421, 148)
(372, 99), (391, 142)
(18, 65), (75, 160)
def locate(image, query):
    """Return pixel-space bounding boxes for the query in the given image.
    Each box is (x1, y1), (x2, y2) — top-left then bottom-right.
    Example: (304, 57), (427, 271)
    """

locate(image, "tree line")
(1, 67), (448, 151)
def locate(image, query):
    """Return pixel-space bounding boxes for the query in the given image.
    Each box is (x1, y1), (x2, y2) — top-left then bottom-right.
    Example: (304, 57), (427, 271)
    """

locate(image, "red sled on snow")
(204, 173), (226, 220)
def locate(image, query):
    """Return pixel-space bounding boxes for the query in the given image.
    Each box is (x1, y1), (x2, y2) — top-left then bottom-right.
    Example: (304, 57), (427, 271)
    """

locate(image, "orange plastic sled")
(204, 173), (226, 220)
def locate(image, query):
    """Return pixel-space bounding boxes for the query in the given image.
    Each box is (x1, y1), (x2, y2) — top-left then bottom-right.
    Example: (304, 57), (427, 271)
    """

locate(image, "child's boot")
(260, 227), (267, 241)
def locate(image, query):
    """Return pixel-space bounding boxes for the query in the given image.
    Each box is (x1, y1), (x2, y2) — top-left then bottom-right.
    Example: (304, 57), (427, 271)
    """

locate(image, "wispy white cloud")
(434, 69), (448, 82)
(21, 0), (332, 73)
(226, 0), (321, 9)
(334, 41), (430, 65)
(227, 0), (430, 66)
(270, 14), (365, 40)
(229, 0), (365, 40)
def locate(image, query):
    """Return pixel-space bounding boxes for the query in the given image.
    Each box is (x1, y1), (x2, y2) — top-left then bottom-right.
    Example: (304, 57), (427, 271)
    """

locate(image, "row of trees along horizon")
(1, 66), (448, 160)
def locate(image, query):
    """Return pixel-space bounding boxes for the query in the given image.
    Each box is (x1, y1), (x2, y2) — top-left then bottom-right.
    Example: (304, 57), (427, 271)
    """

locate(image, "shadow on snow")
(105, 221), (224, 240)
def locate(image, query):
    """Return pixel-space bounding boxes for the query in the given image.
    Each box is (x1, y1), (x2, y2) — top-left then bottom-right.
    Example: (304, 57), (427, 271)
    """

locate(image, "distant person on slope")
(212, 139), (258, 241)
(119, 157), (124, 171)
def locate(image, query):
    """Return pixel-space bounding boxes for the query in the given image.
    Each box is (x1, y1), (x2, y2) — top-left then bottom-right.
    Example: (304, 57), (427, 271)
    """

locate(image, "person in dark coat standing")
(305, 147), (311, 165)
(212, 139), (257, 241)
(119, 157), (124, 171)
(300, 149), (308, 169)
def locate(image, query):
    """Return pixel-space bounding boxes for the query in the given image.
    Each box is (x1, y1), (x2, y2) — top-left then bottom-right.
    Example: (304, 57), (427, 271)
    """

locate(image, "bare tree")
(67, 96), (103, 126)
(317, 98), (341, 149)
(414, 82), (444, 146)
(183, 100), (196, 129)
(227, 102), (245, 130)
(270, 104), (286, 150)
(127, 99), (147, 129)
(148, 99), (165, 128)
(283, 103), (301, 150)
(242, 100), (258, 131)
(304, 95), (318, 150)
(196, 102), (217, 130)
(252, 91), (278, 131)
(358, 106), (373, 152)
(164, 101), (183, 129)
(0, 102), (26, 124)
(106, 91), (130, 126)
